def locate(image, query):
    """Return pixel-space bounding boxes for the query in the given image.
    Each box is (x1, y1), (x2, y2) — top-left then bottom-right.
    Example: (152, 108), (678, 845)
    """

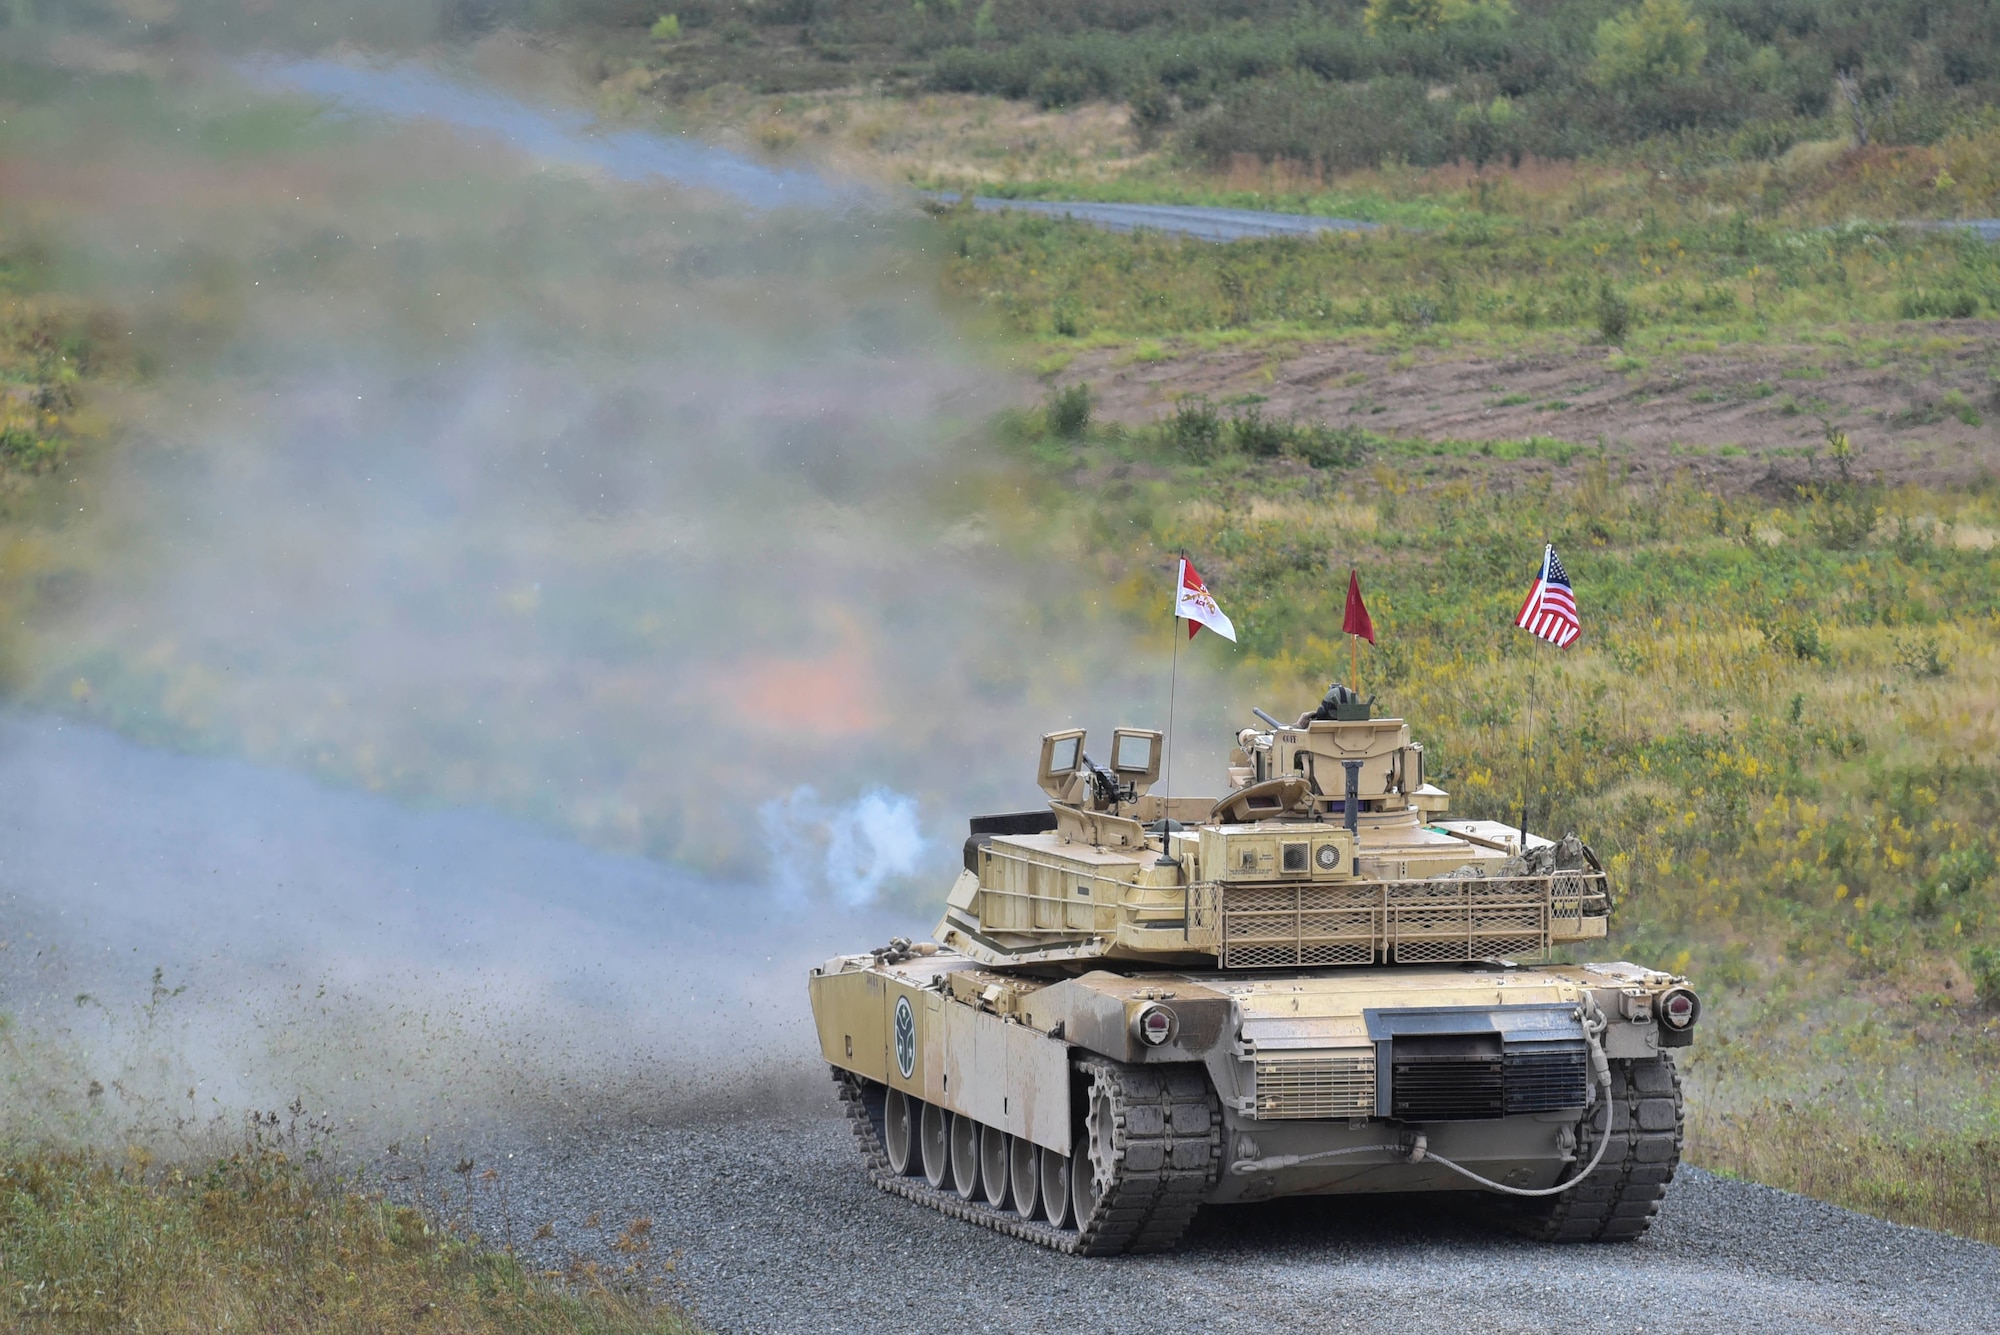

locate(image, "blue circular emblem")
(893, 996), (917, 1080)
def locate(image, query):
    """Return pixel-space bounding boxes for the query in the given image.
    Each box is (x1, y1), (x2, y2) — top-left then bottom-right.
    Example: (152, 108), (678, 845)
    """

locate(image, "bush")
(1894, 634), (1952, 679)
(1971, 945), (2000, 1008)
(1596, 281), (1632, 343)
(1294, 422), (1372, 469)
(1593, 0), (1708, 90)
(1759, 615), (1828, 663)
(1899, 290), (1982, 320)
(1163, 395), (1222, 460)
(1228, 405), (1289, 457)
(1182, 73), (1450, 173)
(1047, 382), (1092, 439)
(1915, 847), (1996, 916)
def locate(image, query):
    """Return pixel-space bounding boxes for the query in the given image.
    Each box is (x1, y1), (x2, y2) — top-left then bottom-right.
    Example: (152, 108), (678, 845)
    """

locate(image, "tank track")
(1508, 1054), (1684, 1242)
(832, 1058), (1222, 1256)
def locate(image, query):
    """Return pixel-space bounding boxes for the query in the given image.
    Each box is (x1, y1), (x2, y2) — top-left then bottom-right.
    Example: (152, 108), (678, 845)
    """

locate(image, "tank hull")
(809, 948), (1685, 1245)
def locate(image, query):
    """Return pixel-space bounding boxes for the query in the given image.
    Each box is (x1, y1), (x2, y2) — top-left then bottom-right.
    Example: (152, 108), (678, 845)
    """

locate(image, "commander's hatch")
(1108, 728), (1163, 795)
(1037, 729), (1086, 800)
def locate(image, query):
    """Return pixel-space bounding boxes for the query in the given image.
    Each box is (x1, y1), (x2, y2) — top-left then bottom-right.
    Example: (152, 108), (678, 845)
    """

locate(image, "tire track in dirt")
(1060, 326), (2000, 495)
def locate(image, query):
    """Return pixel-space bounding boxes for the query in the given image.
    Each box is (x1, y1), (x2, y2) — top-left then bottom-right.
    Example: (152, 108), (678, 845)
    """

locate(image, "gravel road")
(944, 195), (1382, 241)
(448, 1107), (2000, 1335)
(946, 197), (2000, 246)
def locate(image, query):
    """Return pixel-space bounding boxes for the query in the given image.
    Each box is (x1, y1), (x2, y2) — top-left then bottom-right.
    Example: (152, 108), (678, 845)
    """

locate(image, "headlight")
(1659, 986), (1701, 1031)
(1134, 1002), (1178, 1047)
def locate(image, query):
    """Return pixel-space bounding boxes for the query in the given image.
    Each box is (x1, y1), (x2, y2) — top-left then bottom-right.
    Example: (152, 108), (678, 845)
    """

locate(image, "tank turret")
(938, 696), (1609, 971)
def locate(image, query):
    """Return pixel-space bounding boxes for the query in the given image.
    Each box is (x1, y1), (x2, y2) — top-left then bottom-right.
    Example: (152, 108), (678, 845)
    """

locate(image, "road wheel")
(883, 1088), (918, 1176)
(919, 1099), (950, 1190)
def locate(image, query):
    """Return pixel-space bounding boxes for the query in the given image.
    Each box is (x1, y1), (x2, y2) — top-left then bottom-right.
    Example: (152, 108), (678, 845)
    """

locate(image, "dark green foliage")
(1759, 614), (1827, 663)
(1293, 422), (1372, 469)
(1899, 290), (1982, 320)
(1915, 847), (1996, 917)
(1596, 281), (1633, 344)
(677, 0), (2000, 166)
(0, 423), (64, 473)
(1163, 394), (1222, 460)
(1972, 945), (2000, 1007)
(1228, 404), (1289, 457)
(1184, 74), (1451, 175)
(1047, 381), (1093, 439)
(1894, 634), (1951, 679)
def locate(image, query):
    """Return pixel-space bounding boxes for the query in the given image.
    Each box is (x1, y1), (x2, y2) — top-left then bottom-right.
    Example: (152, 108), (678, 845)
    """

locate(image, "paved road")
(457, 1112), (2000, 1335)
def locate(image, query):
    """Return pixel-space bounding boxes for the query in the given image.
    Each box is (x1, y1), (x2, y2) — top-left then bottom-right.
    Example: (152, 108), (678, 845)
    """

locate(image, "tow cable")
(1231, 999), (1617, 1198)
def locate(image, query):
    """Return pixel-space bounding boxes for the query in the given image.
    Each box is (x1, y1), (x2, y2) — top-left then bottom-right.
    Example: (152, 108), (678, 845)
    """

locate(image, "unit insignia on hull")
(893, 995), (917, 1080)
(807, 688), (1697, 1255)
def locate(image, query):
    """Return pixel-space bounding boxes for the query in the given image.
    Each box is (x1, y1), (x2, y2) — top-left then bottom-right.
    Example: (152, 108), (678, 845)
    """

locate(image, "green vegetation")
(579, 0), (2000, 178)
(935, 199), (2000, 347)
(0, 1128), (698, 1333)
(1002, 395), (2000, 1241)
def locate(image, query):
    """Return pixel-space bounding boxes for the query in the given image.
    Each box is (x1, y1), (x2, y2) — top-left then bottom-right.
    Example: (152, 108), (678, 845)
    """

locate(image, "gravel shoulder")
(446, 1107), (2000, 1335)
(947, 195), (1381, 241)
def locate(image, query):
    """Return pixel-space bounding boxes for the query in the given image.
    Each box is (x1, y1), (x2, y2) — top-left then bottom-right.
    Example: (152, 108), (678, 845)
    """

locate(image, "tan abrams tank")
(808, 689), (1700, 1254)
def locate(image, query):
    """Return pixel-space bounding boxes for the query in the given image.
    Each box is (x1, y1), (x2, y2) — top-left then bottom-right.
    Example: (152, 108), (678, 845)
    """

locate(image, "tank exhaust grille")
(1389, 1034), (1506, 1121)
(1253, 1052), (1376, 1120)
(1502, 1043), (1590, 1114)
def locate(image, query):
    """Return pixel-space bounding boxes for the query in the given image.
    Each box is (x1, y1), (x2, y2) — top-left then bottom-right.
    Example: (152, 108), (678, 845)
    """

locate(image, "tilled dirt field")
(453, 1111), (2000, 1335)
(1060, 326), (2000, 496)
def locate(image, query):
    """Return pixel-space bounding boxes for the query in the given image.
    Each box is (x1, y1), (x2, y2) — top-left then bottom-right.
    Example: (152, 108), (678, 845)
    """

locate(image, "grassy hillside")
(989, 378), (2000, 1240)
(571, 0), (2000, 186)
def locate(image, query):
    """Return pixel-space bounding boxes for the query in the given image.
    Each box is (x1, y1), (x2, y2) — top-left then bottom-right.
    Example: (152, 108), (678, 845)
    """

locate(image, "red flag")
(1342, 569), (1375, 644)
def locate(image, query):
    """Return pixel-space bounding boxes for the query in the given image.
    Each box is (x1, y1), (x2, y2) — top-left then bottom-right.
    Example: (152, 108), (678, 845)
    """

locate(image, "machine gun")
(1079, 752), (1137, 809)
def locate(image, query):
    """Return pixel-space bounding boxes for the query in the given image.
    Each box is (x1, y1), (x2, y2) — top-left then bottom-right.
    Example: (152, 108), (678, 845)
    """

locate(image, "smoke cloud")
(0, 26), (1245, 1147)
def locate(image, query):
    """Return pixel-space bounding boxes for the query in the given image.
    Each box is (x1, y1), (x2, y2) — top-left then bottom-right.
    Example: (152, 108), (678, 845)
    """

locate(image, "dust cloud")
(0, 21), (1245, 1147)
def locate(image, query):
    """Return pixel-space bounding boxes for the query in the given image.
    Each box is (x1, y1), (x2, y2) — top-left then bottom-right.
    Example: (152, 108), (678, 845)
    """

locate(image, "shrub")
(1182, 73), (1450, 173)
(1593, 0), (1708, 90)
(1899, 290), (1981, 320)
(649, 14), (679, 40)
(1363, 0), (1445, 34)
(1163, 395), (1222, 460)
(1915, 847), (1996, 916)
(1596, 281), (1632, 343)
(0, 423), (63, 473)
(1759, 615), (1828, 663)
(1047, 383), (1092, 440)
(1294, 422), (1372, 469)
(1364, 0), (1511, 35)
(1228, 405), (1290, 457)
(1971, 946), (2000, 1008)
(1894, 634), (1951, 679)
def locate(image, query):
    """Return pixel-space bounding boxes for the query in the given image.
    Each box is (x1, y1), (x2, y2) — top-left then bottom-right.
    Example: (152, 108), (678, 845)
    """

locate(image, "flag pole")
(1519, 541), (1549, 854)
(1350, 629), (1359, 697)
(1520, 669), (1534, 854)
(1159, 559), (1183, 869)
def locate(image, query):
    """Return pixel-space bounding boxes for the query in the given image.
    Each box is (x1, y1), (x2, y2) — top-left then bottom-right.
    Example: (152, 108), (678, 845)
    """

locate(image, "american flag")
(1515, 544), (1580, 648)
